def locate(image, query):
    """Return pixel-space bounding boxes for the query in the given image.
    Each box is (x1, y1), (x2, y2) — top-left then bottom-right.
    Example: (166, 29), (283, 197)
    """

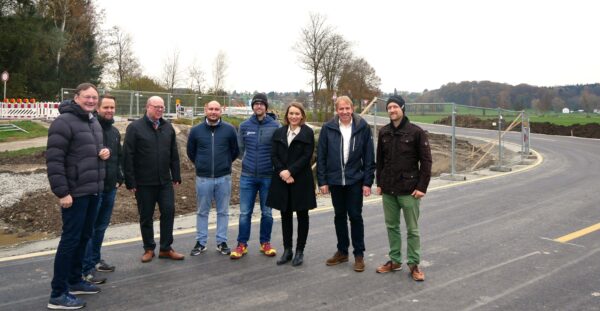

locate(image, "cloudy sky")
(99, 0), (600, 93)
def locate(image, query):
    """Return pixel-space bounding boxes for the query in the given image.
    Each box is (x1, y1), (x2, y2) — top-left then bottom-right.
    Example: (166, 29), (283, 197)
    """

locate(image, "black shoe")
(190, 241), (206, 256)
(216, 242), (231, 255)
(292, 249), (304, 266)
(83, 271), (106, 285)
(95, 259), (115, 272)
(277, 248), (293, 265)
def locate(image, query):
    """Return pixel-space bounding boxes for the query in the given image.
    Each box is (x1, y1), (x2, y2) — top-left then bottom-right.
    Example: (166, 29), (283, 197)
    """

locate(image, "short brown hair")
(100, 94), (117, 106)
(75, 83), (98, 95)
(283, 102), (306, 126)
(334, 95), (353, 109)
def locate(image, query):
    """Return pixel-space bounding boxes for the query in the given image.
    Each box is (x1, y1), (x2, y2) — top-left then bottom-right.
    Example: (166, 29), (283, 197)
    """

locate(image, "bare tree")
(37, 0), (69, 76)
(211, 50), (228, 94)
(105, 26), (140, 89)
(294, 13), (333, 117)
(188, 60), (205, 94)
(320, 33), (352, 116)
(551, 97), (566, 112)
(162, 49), (181, 93)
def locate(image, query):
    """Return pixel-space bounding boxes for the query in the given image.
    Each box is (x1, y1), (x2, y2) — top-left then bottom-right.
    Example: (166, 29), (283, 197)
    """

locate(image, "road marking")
(554, 222), (600, 243)
(0, 149), (543, 263)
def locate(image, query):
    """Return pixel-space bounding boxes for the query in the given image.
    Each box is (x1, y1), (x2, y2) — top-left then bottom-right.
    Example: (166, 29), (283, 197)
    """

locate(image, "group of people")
(45, 83), (432, 310)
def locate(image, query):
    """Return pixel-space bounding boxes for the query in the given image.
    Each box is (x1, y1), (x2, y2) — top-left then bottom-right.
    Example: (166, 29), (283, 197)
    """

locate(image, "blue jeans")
(195, 175), (231, 246)
(237, 175), (273, 245)
(50, 194), (99, 298)
(82, 188), (117, 274)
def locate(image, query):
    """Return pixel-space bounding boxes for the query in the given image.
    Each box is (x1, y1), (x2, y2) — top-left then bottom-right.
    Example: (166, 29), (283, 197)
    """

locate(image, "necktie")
(153, 121), (159, 130)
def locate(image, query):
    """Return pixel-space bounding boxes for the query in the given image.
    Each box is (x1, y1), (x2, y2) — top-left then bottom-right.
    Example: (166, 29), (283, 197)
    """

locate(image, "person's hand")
(285, 176), (295, 184)
(173, 181), (181, 187)
(320, 185), (329, 194)
(363, 186), (371, 197)
(412, 190), (425, 199)
(375, 187), (382, 195)
(279, 170), (291, 181)
(98, 148), (110, 160)
(59, 195), (73, 209)
(129, 188), (137, 193)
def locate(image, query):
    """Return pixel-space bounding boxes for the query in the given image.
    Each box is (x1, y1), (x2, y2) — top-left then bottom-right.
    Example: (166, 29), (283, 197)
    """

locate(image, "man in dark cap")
(374, 95), (432, 281)
(231, 93), (280, 259)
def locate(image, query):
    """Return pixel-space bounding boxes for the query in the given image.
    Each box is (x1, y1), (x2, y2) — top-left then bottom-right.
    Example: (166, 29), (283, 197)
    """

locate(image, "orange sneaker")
(259, 242), (277, 257)
(230, 243), (248, 259)
(409, 264), (425, 281)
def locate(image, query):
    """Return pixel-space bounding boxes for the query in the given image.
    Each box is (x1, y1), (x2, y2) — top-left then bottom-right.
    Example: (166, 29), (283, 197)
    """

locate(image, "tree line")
(417, 81), (600, 114)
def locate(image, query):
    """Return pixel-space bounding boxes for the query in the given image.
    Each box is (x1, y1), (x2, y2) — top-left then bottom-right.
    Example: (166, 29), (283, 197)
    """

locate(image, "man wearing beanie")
(375, 95), (432, 281)
(231, 93), (280, 259)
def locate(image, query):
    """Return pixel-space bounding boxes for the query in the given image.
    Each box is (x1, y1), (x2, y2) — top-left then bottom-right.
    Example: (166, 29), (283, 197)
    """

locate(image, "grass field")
(0, 121), (48, 142)
(0, 146), (46, 158)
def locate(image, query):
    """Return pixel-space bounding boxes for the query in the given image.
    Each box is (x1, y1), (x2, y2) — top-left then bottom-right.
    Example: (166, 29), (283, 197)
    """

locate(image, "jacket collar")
(275, 124), (312, 144)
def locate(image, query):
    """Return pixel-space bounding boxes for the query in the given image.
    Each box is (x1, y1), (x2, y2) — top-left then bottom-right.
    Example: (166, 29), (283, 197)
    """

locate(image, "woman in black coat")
(267, 102), (316, 266)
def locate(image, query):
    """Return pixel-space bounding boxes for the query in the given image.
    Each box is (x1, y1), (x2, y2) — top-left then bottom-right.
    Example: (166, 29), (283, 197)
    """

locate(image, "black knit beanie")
(386, 95), (406, 113)
(251, 93), (269, 110)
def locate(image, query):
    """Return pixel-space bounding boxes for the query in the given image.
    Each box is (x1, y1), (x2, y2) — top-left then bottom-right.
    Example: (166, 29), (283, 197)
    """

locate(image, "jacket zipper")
(340, 130), (346, 186)
(211, 131), (215, 178)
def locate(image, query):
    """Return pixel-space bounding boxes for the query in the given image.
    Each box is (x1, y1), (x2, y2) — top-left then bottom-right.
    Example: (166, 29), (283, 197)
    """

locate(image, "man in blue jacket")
(187, 101), (239, 256)
(230, 93), (279, 259)
(317, 95), (375, 273)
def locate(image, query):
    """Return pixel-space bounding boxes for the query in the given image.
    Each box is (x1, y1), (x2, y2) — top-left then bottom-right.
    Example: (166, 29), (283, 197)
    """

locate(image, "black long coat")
(267, 124), (317, 212)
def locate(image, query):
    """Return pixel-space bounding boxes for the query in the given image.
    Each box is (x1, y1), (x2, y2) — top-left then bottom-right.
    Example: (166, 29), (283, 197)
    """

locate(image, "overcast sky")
(99, 0), (600, 93)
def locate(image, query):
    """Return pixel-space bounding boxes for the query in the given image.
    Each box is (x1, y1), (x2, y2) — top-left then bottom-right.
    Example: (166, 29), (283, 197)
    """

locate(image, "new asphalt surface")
(1, 123), (599, 310)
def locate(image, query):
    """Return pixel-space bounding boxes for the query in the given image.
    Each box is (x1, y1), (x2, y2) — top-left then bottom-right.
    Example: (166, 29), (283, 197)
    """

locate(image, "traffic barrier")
(0, 102), (60, 120)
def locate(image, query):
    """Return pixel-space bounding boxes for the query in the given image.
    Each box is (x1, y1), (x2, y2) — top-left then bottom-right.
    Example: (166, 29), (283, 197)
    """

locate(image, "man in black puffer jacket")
(82, 94), (123, 285)
(123, 96), (184, 263)
(46, 83), (109, 310)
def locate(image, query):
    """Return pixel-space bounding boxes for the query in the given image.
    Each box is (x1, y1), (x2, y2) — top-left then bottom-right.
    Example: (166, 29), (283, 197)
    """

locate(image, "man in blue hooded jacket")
(230, 93), (279, 259)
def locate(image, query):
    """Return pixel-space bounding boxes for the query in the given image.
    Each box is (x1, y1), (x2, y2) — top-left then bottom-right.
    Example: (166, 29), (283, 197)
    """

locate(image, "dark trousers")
(135, 184), (175, 252)
(280, 210), (309, 250)
(51, 194), (99, 298)
(330, 183), (365, 257)
(82, 188), (117, 273)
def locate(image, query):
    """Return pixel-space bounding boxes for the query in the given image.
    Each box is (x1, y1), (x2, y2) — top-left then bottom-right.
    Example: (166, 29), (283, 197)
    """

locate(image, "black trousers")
(135, 184), (175, 252)
(280, 209), (309, 250)
(330, 183), (365, 257)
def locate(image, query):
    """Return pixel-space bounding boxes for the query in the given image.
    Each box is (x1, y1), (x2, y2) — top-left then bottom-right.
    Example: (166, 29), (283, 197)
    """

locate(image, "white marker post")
(1, 71), (8, 118)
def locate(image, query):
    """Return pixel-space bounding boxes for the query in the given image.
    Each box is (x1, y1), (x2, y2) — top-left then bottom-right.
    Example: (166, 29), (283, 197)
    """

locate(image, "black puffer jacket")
(46, 100), (105, 198)
(376, 117), (432, 195)
(98, 115), (123, 192)
(123, 115), (181, 188)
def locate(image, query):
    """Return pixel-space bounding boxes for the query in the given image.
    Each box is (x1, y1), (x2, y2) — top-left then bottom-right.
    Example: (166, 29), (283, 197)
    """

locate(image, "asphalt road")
(1, 124), (599, 310)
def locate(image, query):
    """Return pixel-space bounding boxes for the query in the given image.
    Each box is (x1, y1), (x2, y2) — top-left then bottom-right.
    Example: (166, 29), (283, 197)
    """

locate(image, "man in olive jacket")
(123, 96), (184, 263)
(46, 83), (109, 309)
(375, 95), (432, 282)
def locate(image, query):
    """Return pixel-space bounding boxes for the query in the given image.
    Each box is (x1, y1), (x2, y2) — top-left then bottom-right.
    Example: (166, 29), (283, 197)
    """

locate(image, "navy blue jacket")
(46, 100), (105, 198)
(317, 113), (375, 187)
(187, 118), (239, 178)
(98, 115), (123, 192)
(238, 114), (279, 177)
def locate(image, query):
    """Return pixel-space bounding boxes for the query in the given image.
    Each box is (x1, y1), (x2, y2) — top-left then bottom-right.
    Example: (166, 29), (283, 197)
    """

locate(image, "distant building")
(562, 108), (570, 114)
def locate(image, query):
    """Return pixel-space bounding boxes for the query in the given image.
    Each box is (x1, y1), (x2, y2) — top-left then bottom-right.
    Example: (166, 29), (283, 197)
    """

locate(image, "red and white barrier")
(0, 102), (60, 120)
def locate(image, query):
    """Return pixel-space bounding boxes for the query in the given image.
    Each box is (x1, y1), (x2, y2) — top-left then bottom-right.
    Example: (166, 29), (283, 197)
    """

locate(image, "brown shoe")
(353, 256), (365, 272)
(141, 250), (155, 263)
(325, 251), (349, 266)
(409, 264), (425, 281)
(376, 261), (402, 273)
(158, 249), (185, 260)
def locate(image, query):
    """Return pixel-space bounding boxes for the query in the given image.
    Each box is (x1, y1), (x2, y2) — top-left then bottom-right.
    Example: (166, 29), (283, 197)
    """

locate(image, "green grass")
(0, 146), (46, 158)
(0, 121), (48, 142)
(172, 115), (246, 128)
(528, 113), (600, 126)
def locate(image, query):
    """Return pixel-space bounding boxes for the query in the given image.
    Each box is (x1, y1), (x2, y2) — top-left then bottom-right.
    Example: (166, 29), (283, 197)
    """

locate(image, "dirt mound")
(434, 115), (600, 138)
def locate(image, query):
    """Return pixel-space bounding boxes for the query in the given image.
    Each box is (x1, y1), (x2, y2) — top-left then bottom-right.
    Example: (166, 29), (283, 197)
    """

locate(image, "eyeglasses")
(150, 105), (165, 110)
(79, 95), (98, 100)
